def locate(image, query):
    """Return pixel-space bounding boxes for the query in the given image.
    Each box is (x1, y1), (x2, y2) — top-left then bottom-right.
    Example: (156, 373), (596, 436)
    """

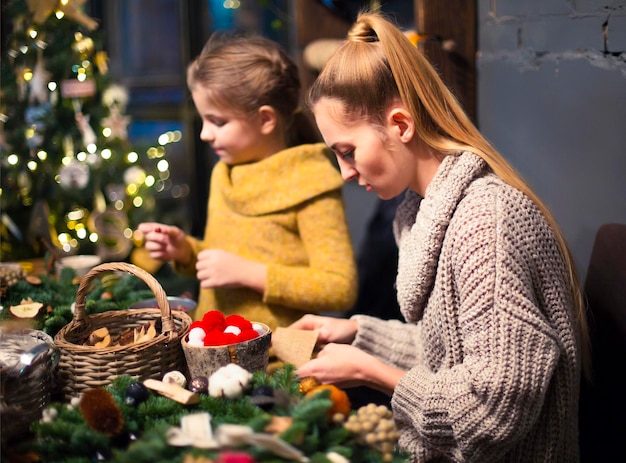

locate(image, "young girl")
(291, 12), (589, 462)
(139, 35), (357, 330)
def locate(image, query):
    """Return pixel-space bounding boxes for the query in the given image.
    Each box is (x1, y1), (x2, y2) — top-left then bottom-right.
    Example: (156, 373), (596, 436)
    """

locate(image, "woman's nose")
(337, 160), (358, 182)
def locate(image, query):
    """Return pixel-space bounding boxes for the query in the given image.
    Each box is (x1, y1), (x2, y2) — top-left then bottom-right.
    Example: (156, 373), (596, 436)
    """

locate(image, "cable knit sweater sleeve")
(264, 189), (358, 312)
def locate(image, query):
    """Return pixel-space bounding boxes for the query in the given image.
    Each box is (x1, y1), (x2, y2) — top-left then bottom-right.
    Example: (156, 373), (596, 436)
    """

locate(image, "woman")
(291, 11), (589, 462)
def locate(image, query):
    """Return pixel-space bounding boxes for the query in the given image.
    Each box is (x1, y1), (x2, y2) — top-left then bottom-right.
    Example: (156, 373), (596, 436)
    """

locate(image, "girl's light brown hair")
(188, 33), (320, 146)
(309, 11), (590, 377)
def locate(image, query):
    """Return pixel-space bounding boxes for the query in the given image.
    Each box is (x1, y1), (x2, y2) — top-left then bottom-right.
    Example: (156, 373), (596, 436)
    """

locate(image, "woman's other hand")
(289, 314), (358, 345)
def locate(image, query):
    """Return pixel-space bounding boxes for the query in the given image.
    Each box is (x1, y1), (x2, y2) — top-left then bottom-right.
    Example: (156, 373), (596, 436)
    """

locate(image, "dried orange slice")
(9, 301), (44, 318)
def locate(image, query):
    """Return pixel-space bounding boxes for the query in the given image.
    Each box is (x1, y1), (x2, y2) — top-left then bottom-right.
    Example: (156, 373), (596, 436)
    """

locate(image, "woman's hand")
(296, 343), (404, 394)
(196, 249), (267, 293)
(289, 314), (358, 345)
(137, 222), (190, 263)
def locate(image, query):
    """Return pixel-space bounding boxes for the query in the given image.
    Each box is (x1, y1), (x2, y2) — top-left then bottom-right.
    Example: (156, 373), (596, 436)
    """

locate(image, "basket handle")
(74, 262), (176, 335)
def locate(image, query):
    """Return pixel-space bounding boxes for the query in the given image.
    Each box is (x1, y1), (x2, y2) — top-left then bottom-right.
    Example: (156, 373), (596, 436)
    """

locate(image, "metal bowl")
(128, 296), (197, 315)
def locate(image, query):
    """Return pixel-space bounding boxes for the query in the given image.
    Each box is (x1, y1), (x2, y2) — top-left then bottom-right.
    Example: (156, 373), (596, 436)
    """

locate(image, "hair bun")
(347, 17), (379, 43)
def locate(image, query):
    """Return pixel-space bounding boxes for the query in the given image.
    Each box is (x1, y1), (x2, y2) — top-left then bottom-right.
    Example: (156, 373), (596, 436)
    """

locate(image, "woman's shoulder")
(455, 176), (550, 236)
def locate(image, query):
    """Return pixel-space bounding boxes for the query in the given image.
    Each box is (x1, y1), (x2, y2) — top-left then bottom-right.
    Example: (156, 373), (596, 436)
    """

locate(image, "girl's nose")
(200, 124), (214, 143)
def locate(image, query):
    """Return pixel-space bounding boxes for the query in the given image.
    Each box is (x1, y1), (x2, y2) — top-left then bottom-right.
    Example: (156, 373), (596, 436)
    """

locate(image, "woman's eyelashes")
(338, 149), (355, 162)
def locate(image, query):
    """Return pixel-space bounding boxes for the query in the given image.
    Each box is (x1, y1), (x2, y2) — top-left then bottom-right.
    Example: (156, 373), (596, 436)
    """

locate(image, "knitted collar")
(213, 143), (344, 216)
(394, 151), (488, 323)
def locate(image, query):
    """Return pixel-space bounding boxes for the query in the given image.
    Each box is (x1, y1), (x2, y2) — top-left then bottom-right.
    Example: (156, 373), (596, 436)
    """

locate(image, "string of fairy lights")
(0, 2), (185, 258)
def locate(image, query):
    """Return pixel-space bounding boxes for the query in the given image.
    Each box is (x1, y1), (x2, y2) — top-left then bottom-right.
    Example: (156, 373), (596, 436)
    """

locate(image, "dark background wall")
(477, 0), (626, 280)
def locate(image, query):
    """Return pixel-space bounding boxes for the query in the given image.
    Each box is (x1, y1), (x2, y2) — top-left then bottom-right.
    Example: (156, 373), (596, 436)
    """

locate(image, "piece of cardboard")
(272, 327), (319, 367)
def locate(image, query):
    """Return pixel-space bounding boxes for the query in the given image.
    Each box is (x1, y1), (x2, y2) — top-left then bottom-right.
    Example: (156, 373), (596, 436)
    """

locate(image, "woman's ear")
(387, 107), (415, 143)
(258, 105), (278, 135)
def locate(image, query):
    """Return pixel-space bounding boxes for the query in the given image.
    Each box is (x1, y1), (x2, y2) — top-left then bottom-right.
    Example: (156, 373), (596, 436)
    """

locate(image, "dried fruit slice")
(9, 301), (44, 318)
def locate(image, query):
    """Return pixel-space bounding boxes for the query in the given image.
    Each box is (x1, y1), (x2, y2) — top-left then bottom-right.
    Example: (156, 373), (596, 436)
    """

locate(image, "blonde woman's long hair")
(309, 11), (590, 377)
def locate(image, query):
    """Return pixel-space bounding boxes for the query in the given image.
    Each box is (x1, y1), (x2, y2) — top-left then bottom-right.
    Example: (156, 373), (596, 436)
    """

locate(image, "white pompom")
(223, 325), (241, 336)
(252, 322), (265, 335)
(188, 327), (206, 346)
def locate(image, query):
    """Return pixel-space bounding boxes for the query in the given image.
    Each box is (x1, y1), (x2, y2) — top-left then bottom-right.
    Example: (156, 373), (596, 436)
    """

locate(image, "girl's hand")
(289, 314), (358, 345)
(137, 222), (190, 263)
(196, 249), (267, 293)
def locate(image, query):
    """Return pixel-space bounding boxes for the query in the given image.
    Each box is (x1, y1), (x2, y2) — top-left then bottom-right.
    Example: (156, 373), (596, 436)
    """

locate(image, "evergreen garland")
(14, 368), (408, 462)
(0, 267), (154, 337)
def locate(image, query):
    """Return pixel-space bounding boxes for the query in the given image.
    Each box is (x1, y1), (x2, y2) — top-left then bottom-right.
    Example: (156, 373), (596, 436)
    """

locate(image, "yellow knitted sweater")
(177, 143), (358, 330)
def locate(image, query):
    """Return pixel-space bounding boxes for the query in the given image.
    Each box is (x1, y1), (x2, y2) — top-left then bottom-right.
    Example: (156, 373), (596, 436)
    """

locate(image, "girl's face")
(313, 97), (415, 199)
(191, 88), (266, 165)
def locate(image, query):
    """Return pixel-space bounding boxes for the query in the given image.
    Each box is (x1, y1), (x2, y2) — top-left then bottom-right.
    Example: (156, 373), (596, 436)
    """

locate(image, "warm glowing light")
(223, 0), (241, 9)
(124, 228), (133, 239)
(76, 151), (87, 162)
(67, 209), (85, 220)
(127, 151), (138, 163)
(157, 160), (169, 172)
(114, 200), (124, 210)
(77, 73), (86, 82)
(158, 133), (169, 145)
(145, 175), (155, 187)
(126, 184), (138, 195)
(27, 28), (38, 39)
(8, 154), (19, 165)
(27, 161), (37, 171)
(102, 127), (112, 137)
(58, 233), (70, 244)
(133, 197), (143, 207)
(62, 156), (72, 166)
(23, 69), (33, 81)
(76, 228), (87, 239)
(55, 10), (65, 19)
(89, 233), (98, 242)
(87, 143), (97, 153)
(101, 149), (112, 159)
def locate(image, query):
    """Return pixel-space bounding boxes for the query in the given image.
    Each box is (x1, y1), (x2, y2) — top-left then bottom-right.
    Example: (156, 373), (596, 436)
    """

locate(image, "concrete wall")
(477, 0), (626, 280)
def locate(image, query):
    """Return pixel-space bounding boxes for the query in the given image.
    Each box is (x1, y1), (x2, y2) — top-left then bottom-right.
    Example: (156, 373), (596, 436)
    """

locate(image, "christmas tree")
(0, 0), (178, 263)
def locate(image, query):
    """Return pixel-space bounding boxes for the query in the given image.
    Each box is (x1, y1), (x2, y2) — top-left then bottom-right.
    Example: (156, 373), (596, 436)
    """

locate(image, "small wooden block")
(144, 378), (199, 405)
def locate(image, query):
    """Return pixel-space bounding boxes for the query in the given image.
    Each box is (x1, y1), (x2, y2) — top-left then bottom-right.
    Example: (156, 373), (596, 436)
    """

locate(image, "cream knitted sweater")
(178, 143), (357, 330)
(352, 152), (581, 462)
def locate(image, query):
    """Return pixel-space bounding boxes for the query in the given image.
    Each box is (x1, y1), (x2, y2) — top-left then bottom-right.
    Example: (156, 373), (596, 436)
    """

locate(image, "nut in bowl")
(181, 311), (271, 379)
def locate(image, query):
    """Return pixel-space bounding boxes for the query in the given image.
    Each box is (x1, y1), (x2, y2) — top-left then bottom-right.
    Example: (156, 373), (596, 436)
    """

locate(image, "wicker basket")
(0, 328), (58, 444)
(54, 262), (192, 400)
